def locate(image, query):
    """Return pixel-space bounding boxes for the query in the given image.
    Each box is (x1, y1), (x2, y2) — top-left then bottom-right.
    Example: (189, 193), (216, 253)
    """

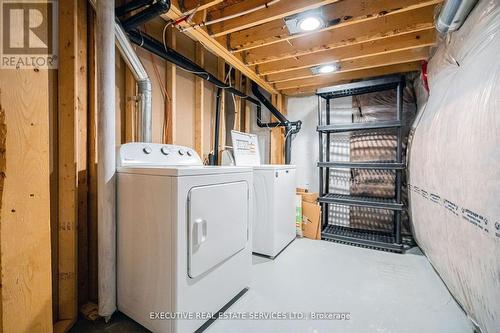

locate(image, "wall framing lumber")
(166, 27), (177, 144)
(270, 94), (286, 164)
(0, 60), (53, 333)
(57, 0), (79, 325)
(195, 42), (205, 155)
(217, 58), (226, 161)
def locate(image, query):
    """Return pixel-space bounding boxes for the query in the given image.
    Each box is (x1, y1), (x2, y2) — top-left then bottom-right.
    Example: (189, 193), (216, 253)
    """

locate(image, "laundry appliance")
(117, 143), (253, 333)
(231, 131), (296, 258)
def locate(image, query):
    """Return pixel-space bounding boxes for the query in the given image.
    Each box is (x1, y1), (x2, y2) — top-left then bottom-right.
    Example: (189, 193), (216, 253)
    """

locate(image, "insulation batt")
(407, 1), (500, 332)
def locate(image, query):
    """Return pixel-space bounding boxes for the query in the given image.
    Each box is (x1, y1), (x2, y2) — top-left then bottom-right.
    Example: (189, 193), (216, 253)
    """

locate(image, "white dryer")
(231, 131), (296, 258)
(116, 143), (253, 333)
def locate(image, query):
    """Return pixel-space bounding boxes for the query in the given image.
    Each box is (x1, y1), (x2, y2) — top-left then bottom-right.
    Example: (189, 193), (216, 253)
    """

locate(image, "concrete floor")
(71, 239), (473, 333)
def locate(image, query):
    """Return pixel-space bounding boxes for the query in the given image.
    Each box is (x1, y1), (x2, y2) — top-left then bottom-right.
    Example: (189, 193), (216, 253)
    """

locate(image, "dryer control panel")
(118, 143), (203, 167)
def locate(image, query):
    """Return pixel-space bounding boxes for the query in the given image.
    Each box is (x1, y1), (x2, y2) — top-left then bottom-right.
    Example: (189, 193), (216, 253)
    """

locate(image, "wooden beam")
(243, 4), (437, 65)
(267, 47), (430, 83)
(165, 27), (177, 144)
(224, 0), (441, 51)
(233, 70), (242, 131)
(161, 5), (277, 94)
(195, 42), (205, 156)
(76, 0), (89, 310)
(217, 57), (226, 162)
(58, 0), (79, 323)
(0, 51), (53, 333)
(209, 0), (340, 37)
(179, 0), (224, 12)
(270, 94), (286, 164)
(124, 68), (137, 142)
(279, 62), (422, 93)
(258, 29), (435, 75)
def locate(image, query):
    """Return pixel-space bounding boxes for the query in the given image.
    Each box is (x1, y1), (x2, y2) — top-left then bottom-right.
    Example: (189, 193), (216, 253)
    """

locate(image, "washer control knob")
(186, 150), (192, 156)
(178, 149), (184, 156)
(143, 146), (152, 154)
(161, 146), (170, 155)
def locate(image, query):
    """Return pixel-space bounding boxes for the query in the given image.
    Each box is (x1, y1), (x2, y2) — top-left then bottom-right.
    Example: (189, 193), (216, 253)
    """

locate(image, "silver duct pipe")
(436, 0), (478, 33)
(88, 0), (153, 142)
(114, 23), (152, 142)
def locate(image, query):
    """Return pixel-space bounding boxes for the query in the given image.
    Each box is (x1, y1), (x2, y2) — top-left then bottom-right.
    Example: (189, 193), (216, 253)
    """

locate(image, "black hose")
(122, 0), (171, 31)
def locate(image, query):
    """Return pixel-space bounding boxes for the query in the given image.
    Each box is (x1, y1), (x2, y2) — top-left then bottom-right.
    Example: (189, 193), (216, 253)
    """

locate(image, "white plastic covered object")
(408, 1), (500, 332)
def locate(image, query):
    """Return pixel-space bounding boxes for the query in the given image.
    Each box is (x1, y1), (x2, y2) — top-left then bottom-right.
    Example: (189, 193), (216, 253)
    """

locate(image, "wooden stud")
(233, 70), (242, 131)
(270, 94), (286, 164)
(58, 0), (79, 323)
(76, 0), (89, 310)
(124, 68), (137, 143)
(165, 27), (177, 144)
(217, 57), (226, 161)
(87, 8), (98, 305)
(195, 42), (205, 156)
(0, 44), (53, 333)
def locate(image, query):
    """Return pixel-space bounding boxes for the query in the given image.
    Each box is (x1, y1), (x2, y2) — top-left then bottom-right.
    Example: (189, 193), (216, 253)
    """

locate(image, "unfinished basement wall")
(407, 1), (500, 332)
(287, 95), (352, 192)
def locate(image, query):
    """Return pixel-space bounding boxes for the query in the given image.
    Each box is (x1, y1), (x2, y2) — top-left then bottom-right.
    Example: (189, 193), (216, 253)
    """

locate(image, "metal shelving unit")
(316, 75), (408, 253)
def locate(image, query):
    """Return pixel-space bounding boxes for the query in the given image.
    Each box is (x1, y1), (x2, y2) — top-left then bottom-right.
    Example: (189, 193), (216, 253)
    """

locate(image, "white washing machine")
(252, 165), (296, 258)
(116, 143), (253, 333)
(231, 131), (296, 258)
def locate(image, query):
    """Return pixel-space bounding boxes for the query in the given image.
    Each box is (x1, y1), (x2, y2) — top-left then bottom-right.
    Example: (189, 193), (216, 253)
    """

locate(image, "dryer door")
(188, 181), (249, 278)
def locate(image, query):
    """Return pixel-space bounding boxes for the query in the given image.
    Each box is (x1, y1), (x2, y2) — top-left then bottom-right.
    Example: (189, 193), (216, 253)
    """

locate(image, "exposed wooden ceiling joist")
(223, 0), (441, 52)
(161, 3), (277, 94)
(275, 61), (422, 90)
(266, 46), (430, 83)
(280, 62), (422, 95)
(178, 0), (225, 12)
(243, 4), (437, 65)
(257, 29), (435, 75)
(208, 0), (341, 37)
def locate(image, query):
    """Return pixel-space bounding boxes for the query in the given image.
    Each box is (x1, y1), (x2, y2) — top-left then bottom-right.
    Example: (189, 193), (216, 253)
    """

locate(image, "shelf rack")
(316, 75), (408, 253)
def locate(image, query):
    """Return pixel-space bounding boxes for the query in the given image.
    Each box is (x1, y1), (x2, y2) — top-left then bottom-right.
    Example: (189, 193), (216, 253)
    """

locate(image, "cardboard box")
(301, 201), (321, 240)
(297, 189), (319, 204)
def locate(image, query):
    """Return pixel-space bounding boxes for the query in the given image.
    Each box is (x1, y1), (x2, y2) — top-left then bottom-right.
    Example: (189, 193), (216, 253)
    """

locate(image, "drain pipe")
(115, 23), (152, 142)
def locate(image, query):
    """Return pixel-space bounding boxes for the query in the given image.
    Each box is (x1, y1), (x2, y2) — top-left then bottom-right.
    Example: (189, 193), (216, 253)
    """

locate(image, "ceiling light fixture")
(298, 16), (322, 31)
(284, 9), (325, 35)
(311, 63), (340, 75)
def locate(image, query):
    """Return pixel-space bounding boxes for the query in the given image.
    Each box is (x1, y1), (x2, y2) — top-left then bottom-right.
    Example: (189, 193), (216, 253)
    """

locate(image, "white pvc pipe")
(181, 0), (281, 32)
(96, 0), (116, 320)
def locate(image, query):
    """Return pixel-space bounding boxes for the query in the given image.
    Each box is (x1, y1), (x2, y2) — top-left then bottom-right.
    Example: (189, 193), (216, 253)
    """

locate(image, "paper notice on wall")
(231, 130), (261, 166)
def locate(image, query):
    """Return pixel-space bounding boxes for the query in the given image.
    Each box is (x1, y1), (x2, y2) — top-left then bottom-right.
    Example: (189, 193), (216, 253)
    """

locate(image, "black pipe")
(122, 0), (171, 31)
(251, 82), (288, 124)
(209, 88), (223, 166)
(115, 0), (153, 17)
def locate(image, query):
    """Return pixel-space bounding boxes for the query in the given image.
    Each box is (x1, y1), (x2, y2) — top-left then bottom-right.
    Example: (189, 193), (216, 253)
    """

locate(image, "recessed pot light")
(311, 63), (340, 75)
(298, 16), (322, 31)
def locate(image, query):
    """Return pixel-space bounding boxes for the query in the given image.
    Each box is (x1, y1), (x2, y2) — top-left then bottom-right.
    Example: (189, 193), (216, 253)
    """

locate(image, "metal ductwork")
(115, 22), (152, 142)
(436, 0), (478, 33)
